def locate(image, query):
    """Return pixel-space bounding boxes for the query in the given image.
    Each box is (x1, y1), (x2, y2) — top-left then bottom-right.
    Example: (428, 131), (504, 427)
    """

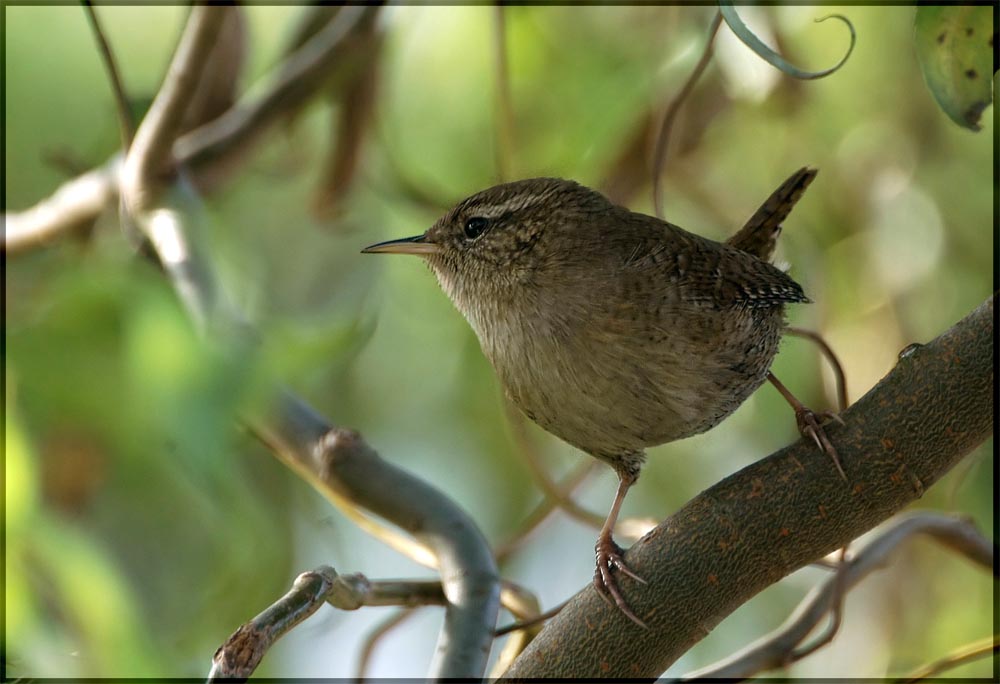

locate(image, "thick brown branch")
(502, 294), (994, 679)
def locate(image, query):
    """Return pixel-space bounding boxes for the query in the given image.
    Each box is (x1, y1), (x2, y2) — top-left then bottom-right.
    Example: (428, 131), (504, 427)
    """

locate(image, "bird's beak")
(361, 234), (442, 256)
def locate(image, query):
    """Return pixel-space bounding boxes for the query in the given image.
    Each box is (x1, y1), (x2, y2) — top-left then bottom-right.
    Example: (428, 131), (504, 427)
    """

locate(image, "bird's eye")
(463, 216), (490, 240)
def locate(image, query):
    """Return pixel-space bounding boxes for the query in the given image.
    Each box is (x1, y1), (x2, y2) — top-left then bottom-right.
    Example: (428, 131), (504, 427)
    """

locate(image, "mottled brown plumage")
(363, 169), (818, 625)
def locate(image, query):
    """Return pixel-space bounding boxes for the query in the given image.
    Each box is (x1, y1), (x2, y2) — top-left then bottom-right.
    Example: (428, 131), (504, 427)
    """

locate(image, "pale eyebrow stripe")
(471, 191), (554, 219)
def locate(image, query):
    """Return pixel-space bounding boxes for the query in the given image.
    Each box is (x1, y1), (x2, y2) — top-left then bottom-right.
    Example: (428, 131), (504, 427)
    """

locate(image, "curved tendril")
(719, 3), (856, 80)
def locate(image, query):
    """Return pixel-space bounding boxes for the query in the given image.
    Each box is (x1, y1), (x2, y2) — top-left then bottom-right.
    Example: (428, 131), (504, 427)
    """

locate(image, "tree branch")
(651, 10), (722, 218)
(173, 5), (376, 176)
(253, 414), (499, 679)
(4, 6), (378, 253)
(209, 567), (448, 680)
(682, 512), (995, 679)
(121, 6), (225, 213)
(96, 8), (500, 676)
(899, 633), (999, 682)
(82, 2), (135, 149)
(501, 294), (994, 678)
(3, 160), (119, 252)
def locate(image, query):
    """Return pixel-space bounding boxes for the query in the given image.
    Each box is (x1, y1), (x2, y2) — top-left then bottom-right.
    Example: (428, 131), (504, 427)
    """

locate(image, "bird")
(362, 167), (840, 626)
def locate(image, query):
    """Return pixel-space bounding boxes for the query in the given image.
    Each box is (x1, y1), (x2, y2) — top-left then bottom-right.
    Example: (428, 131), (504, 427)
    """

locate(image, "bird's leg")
(767, 371), (847, 480)
(593, 473), (648, 628)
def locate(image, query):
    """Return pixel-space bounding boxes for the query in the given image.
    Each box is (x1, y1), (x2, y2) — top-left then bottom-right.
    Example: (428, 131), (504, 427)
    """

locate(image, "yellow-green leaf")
(915, 6), (995, 131)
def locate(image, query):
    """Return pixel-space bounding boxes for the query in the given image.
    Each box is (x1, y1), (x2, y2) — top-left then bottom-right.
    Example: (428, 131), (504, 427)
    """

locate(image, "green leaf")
(915, 6), (995, 131)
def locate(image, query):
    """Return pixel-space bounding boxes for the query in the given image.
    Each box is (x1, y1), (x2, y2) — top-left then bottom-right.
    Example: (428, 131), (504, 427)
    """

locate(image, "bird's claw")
(794, 407), (847, 481)
(593, 537), (648, 628)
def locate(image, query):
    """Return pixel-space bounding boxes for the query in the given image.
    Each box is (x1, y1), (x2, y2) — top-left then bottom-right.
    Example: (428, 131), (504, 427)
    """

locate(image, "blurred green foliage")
(4, 5), (994, 679)
(915, 5), (995, 130)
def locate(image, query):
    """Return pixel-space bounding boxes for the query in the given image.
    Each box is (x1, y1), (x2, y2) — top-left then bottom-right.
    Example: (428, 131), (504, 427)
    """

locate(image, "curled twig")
(719, 4), (856, 80)
(786, 326), (849, 412)
(681, 512), (994, 680)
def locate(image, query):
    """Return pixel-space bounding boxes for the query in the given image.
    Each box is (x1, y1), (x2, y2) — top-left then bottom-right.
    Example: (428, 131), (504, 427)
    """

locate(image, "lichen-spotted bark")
(502, 295), (993, 679)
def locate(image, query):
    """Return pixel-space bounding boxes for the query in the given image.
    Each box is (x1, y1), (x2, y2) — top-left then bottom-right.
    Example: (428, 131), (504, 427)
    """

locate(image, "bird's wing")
(617, 214), (809, 310)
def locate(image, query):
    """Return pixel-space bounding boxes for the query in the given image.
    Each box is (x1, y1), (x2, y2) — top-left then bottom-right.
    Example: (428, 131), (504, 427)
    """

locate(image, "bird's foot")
(794, 406), (847, 480)
(593, 536), (648, 628)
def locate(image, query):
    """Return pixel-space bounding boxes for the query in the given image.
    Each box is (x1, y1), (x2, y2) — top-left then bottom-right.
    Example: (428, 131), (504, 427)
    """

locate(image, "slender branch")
(174, 5), (375, 174)
(651, 10), (722, 218)
(81, 2), (135, 149)
(110, 10), (501, 673)
(495, 459), (597, 562)
(487, 582), (544, 678)
(493, 5), (515, 181)
(784, 545), (848, 663)
(4, 6), (378, 252)
(683, 512), (995, 680)
(254, 421), (499, 679)
(898, 633), (999, 682)
(502, 295), (994, 678)
(504, 404), (607, 528)
(787, 326), (849, 411)
(121, 6), (225, 213)
(495, 599), (568, 638)
(3, 160), (119, 253)
(354, 608), (419, 681)
(505, 404), (658, 540)
(209, 567), (448, 680)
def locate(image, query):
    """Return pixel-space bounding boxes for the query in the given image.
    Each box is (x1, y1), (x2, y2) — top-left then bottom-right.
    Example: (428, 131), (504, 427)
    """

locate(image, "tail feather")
(727, 167), (817, 261)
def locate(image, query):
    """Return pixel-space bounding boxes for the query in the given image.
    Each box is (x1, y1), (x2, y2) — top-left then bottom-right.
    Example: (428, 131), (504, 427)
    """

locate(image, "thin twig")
(354, 608), (419, 681)
(680, 512), (995, 680)
(5, 6), (378, 252)
(489, 583), (545, 678)
(787, 545), (849, 662)
(503, 402), (607, 529)
(112, 10), (501, 673)
(121, 6), (225, 212)
(495, 460), (597, 563)
(786, 326), (849, 411)
(495, 599), (568, 637)
(81, 2), (135, 149)
(209, 568), (449, 680)
(3, 160), (120, 253)
(174, 5), (375, 173)
(493, 5), (515, 181)
(651, 10), (722, 219)
(898, 633), (999, 682)
(209, 566), (339, 680)
(504, 404), (657, 540)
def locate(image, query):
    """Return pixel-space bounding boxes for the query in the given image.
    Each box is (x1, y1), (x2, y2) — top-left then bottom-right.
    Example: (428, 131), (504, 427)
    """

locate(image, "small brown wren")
(363, 168), (838, 626)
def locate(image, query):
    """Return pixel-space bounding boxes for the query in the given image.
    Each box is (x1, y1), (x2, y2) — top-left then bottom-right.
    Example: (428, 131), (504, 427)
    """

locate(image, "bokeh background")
(5, 5), (994, 679)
